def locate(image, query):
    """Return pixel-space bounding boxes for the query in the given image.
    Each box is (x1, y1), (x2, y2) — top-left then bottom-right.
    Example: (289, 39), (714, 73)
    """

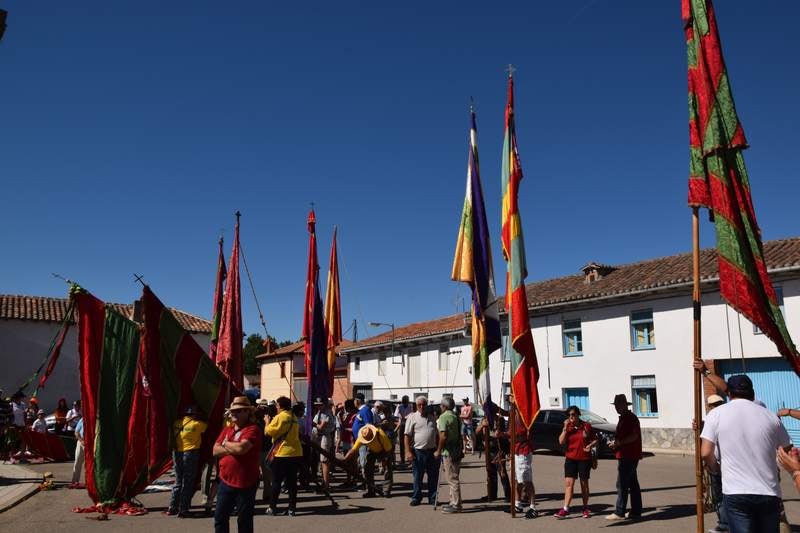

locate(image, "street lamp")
(369, 321), (398, 365)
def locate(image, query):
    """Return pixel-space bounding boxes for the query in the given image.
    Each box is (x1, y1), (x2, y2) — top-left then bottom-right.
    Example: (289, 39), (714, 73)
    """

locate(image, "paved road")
(4, 452), (800, 532)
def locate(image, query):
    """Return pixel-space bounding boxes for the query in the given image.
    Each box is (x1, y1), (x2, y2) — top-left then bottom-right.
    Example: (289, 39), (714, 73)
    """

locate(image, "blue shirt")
(352, 404), (374, 439)
(75, 418), (84, 439)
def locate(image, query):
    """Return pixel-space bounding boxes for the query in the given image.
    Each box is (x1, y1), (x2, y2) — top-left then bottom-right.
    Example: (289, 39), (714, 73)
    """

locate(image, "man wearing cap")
(606, 394), (642, 521)
(352, 393), (374, 475)
(31, 410), (47, 433)
(169, 405), (208, 517)
(701, 374), (791, 533)
(404, 396), (439, 506)
(344, 423), (393, 497)
(312, 397), (336, 491)
(213, 396), (262, 532)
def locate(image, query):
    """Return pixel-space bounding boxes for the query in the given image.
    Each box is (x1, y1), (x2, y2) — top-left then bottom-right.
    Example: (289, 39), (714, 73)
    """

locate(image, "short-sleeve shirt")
(459, 405), (474, 426)
(404, 411), (437, 450)
(75, 418), (84, 439)
(341, 412), (356, 444)
(394, 403), (414, 422)
(174, 416), (208, 452)
(66, 408), (81, 430)
(12, 401), (25, 427)
(564, 421), (594, 461)
(313, 410), (335, 436)
(436, 410), (461, 456)
(216, 423), (263, 489)
(615, 411), (642, 460)
(701, 398), (791, 497)
(31, 418), (48, 433)
(352, 404), (374, 439)
(352, 428), (393, 455)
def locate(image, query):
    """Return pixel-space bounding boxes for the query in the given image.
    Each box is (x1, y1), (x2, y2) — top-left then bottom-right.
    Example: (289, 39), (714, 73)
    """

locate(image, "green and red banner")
(75, 286), (235, 506)
(500, 74), (540, 429)
(684, 0), (800, 374)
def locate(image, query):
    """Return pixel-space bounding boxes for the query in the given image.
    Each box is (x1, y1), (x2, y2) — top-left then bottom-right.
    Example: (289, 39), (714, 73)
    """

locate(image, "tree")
(242, 333), (264, 375)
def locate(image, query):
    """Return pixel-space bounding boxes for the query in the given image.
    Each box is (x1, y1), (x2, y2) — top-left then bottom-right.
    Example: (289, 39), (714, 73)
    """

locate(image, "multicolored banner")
(324, 227), (342, 393)
(452, 108), (502, 407)
(684, 0), (800, 374)
(303, 210), (330, 425)
(500, 75), (540, 429)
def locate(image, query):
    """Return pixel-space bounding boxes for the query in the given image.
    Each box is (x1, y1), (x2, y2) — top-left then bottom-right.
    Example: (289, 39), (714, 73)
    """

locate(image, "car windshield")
(579, 410), (608, 424)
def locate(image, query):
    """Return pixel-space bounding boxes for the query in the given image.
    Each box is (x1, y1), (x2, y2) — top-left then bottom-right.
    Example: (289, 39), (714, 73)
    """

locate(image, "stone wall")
(641, 427), (695, 452)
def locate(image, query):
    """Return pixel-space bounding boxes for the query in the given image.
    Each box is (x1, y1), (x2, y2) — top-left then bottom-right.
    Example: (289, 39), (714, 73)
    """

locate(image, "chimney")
(581, 262), (615, 284)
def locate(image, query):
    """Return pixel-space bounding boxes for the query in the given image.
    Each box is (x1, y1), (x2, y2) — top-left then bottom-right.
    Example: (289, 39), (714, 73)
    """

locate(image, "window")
(754, 286), (785, 334)
(630, 310), (655, 350)
(378, 354), (387, 376)
(279, 362), (286, 379)
(438, 344), (450, 370)
(631, 375), (658, 417)
(562, 319), (583, 356)
(501, 328), (510, 361)
(354, 357), (360, 371)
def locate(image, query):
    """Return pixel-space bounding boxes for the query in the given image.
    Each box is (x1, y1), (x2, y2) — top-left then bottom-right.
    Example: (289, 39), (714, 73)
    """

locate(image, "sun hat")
(611, 394), (632, 405)
(358, 424), (378, 444)
(707, 394), (725, 406)
(37, 409), (45, 415)
(228, 396), (255, 411)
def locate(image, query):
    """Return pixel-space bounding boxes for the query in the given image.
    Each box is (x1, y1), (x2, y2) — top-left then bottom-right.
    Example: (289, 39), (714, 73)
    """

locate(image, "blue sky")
(2, 1), (798, 344)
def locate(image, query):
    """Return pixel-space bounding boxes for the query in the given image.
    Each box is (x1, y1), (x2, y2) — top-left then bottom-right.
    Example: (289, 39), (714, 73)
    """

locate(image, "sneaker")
(442, 505), (462, 514)
(514, 505), (527, 514)
(163, 508), (178, 516)
(708, 527), (728, 533)
(525, 508), (538, 519)
(265, 507), (276, 516)
(287, 510), (295, 517)
(409, 499), (421, 507)
(582, 508), (591, 519)
(605, 513), (626, 521)
(625, 512), (642, 520)
(554, 508), (569, 519)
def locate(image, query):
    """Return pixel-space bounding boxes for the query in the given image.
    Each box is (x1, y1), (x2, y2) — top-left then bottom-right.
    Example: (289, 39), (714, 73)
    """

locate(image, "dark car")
(532, 408), (617, 457)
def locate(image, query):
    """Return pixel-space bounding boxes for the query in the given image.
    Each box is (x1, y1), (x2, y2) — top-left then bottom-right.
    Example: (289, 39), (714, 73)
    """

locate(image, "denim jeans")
(411, 448), (439, 503)
(709, 471), (729, 530)
(724, 494), (780, 533)
(214, 480), (256, 533)
(170, 450), (199, 513)
(615, 459), (642, 517)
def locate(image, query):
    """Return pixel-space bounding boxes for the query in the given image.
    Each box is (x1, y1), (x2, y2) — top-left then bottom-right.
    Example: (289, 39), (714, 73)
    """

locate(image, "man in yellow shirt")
(169, 405), (208, 517)
(265, 396), (302, 516)
(344, 423), (393, 498)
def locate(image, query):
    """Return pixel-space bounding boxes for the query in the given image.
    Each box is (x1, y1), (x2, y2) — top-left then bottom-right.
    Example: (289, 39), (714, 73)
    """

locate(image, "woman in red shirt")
(555, 406), (598, 519)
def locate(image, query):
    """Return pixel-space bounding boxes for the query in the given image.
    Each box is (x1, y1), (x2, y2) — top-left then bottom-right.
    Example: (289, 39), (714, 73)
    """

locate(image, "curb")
(0, 464), (42, 514)
(643, 447), (693, 457)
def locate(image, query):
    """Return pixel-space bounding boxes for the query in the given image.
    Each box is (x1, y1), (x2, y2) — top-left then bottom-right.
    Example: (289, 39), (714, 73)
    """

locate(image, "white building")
(341, 238), (800, 451)
(0, 294), (212, 409)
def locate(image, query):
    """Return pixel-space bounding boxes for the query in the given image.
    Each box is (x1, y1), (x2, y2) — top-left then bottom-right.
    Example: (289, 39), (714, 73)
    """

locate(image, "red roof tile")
(344, 237), (800, 352)
(255, 339), (355, 361)
(0, 294), (212, 334)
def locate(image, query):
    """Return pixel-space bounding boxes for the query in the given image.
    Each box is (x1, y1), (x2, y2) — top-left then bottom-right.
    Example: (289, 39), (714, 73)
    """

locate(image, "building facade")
(341, 238), (800, 451)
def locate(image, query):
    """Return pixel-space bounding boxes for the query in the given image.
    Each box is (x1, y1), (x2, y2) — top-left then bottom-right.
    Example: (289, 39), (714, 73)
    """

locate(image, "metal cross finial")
(52, 272), (74, 285)
(506, 63), (516, 77)
(133, 273), (146, 286)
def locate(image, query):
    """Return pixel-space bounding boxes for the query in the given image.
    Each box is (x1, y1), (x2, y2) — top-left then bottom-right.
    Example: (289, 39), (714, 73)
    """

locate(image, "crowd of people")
(6, 373), (800, 533)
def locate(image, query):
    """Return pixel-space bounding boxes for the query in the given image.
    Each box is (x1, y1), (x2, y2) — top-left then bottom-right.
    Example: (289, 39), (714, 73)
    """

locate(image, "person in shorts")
(312, 397), (336, 490)
(510, 395), (538, 519)
(555, 406), (597, 519)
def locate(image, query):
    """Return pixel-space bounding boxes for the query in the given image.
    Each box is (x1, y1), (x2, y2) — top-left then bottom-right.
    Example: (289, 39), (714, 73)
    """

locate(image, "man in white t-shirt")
(700, 374), (790, 533)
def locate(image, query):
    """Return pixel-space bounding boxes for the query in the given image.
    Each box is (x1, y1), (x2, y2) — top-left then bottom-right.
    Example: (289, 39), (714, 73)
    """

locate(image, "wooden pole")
(484, 419), (491, 500)
(509, 402), (517, 518)
(692, 207), (705, 533)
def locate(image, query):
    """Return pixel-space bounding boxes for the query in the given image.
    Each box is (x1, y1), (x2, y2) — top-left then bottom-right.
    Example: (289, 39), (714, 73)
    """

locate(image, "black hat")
(611, 394), (632, 405)
(355, 392), (366, 401)
(726, 374), (754, 395)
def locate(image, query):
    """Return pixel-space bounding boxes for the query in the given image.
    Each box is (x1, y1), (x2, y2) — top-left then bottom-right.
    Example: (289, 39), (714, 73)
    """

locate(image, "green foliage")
(242, 333), (264, 375)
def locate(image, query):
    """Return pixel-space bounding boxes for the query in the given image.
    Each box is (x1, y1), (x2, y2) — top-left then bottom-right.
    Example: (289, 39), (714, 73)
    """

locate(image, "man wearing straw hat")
(212, 396), (262, 533)
(606, 393), (642, 522)
(344, 423), (393, 498)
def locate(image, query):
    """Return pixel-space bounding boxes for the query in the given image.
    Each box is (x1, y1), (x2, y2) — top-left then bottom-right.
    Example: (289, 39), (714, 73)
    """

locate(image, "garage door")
(718, 358), (800, 445)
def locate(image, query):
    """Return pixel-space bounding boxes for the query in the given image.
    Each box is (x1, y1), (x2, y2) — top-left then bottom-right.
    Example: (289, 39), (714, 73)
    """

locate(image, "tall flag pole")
(303, 209), (330, 432)
(500, 70), (540, 431)
(452, 105), (502, 500)
(685, 0), (799, 374)
(452, 106), (502, 408)
(324, 226), (342, 394)
(217, 212), (243, 391)
(209, 236), (227, 363)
